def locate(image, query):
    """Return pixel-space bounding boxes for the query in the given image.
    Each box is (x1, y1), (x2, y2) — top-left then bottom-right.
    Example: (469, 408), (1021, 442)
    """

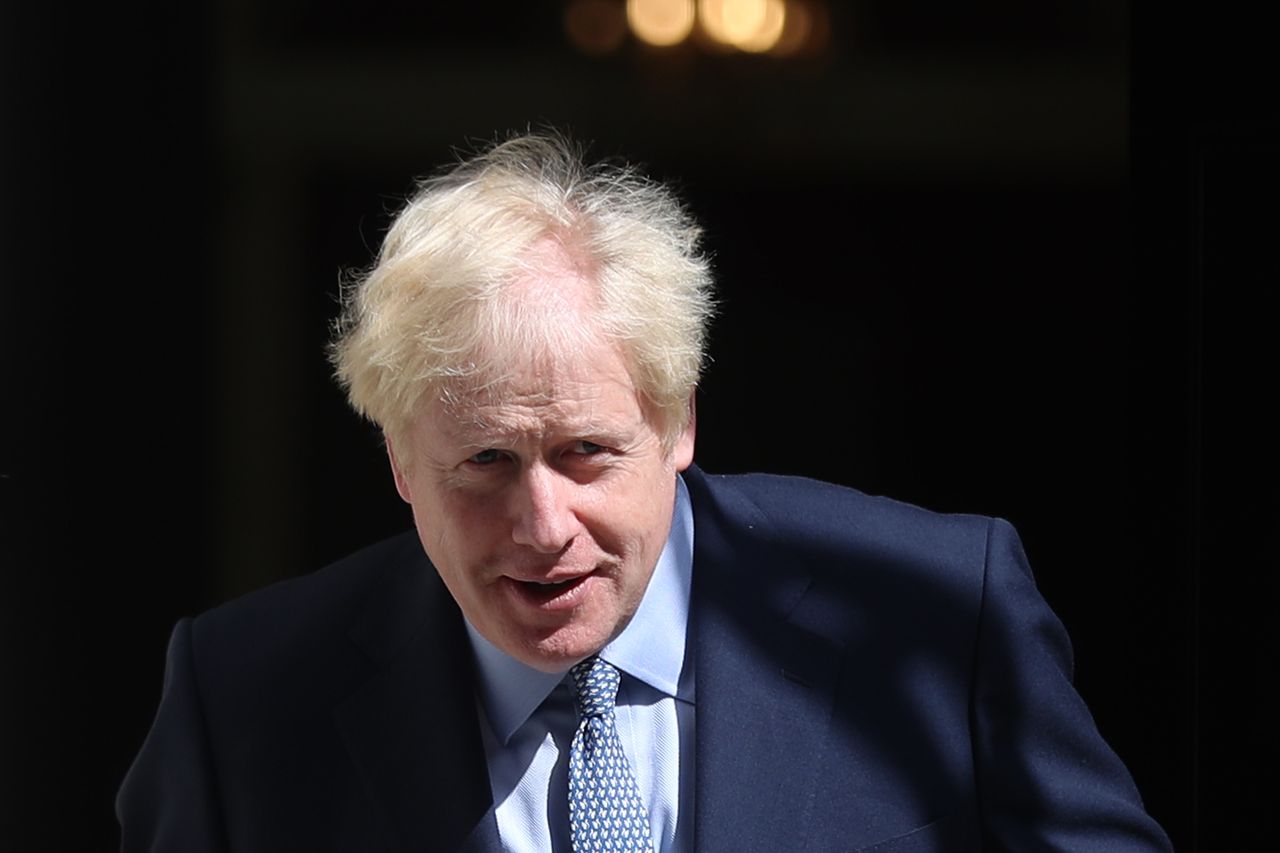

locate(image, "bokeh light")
(768, 0), (827, 58)
(628, 0), (696, 47)
(737, 0), (785, 53)
(698, 0), (765, 48)
(567, 0), (830, 59)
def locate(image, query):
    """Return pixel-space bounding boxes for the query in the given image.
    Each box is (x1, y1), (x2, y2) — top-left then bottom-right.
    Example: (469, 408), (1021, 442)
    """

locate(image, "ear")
(386, 436), (414, 503)
(672, 392), (697, 472)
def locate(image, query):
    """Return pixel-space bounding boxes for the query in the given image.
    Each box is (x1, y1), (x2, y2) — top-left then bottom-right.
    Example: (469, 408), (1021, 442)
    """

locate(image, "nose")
(510, 463), (583, 553)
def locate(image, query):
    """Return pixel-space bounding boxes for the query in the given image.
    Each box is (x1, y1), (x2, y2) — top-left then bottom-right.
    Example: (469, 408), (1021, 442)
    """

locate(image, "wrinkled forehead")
(434, 331), (637, 418)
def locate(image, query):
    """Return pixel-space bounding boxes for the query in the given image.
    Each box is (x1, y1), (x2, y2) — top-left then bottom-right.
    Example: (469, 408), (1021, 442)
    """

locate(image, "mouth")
(504, 571), (595, 609)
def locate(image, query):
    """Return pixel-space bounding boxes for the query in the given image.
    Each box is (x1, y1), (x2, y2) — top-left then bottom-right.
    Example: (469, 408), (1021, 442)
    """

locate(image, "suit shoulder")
(195, 531), (421, 626)
(693, 469), (995, 559)
(186, 531), (428, 677)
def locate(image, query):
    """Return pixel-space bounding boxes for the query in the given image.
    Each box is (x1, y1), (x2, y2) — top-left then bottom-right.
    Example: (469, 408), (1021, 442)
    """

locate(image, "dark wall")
(3, 1), (1271, 849)
(1131, 1), (1277, 844)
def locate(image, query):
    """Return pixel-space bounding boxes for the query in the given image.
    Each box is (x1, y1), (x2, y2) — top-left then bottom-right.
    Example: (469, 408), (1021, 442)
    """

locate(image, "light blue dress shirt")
(465, 475), (696, 853)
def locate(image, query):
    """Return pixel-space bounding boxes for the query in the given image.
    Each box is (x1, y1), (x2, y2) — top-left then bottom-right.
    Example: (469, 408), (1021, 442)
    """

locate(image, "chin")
(514, 621), (618, 673)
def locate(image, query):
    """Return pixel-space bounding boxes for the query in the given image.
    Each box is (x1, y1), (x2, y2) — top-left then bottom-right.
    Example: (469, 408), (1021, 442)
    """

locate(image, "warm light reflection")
(565, 0), (629, 56)
(573, 0), (830, 59)
(737, 0), (785, 52)
(628, 0), (696, 47)
(697, 0), (753, 47)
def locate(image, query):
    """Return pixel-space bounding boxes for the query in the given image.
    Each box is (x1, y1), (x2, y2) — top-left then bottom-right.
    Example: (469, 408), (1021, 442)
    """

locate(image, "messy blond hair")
(330, 131), (715, 449)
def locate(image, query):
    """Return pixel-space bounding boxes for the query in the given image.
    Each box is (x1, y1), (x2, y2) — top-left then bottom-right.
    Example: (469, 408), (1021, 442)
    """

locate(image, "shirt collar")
(465, 474), (695, 745)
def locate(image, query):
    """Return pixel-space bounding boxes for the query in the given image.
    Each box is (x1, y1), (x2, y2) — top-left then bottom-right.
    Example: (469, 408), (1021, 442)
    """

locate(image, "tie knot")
(569, 656), (621, 718)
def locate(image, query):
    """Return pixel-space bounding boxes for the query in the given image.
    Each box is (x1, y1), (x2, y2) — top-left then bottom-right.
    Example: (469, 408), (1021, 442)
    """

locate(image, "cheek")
(594, 479), (673, 557)
(422, 493), (509, 558)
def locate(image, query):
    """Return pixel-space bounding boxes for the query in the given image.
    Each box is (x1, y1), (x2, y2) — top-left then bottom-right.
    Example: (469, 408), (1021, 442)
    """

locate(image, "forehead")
(431, 335), (644, 437)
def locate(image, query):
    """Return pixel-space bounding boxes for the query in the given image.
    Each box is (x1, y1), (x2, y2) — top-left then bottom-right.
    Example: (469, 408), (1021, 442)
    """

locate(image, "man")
(119, 132), (1171, 851)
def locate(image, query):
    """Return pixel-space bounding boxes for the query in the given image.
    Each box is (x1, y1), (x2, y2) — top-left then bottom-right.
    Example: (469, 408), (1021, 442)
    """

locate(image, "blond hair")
(330, 131), (715, 448)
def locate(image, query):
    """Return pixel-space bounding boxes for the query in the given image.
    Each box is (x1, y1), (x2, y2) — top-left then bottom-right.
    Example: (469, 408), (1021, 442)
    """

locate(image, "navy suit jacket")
(118, 466), (1172, 851)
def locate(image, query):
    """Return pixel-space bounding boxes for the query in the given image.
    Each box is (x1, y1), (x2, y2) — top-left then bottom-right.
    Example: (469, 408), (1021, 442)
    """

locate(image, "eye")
(467, 449), (504, 465)
(571, 441), (606, 456)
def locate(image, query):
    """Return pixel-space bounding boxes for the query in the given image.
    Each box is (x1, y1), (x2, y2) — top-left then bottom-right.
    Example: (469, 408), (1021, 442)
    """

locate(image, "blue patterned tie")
(568, 656), (656, 853)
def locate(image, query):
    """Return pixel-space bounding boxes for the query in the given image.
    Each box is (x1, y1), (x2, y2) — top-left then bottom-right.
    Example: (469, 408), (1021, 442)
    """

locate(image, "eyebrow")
(446, 410), (633, 445)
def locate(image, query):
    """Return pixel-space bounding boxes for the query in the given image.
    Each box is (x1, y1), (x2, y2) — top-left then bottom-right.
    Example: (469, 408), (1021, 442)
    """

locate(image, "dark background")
(2, 1), (1274, 849)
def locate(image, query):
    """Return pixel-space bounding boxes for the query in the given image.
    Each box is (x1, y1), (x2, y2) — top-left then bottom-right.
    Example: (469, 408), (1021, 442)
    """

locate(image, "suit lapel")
(334, 548), (499, 852)
(686, 467), (846, 852)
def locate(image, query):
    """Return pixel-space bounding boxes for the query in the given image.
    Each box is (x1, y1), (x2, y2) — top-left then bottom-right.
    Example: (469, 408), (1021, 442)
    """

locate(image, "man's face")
(389, 335), (695, 673)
